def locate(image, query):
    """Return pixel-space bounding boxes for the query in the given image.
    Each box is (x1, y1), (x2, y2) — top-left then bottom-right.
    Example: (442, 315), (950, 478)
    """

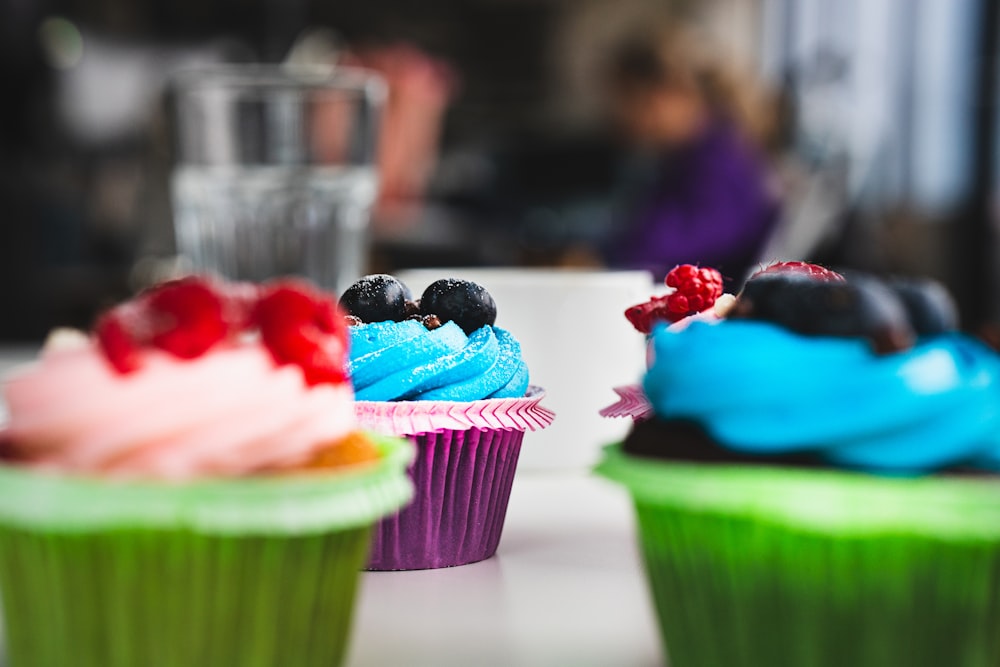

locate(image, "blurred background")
(0, 0), (998, 340)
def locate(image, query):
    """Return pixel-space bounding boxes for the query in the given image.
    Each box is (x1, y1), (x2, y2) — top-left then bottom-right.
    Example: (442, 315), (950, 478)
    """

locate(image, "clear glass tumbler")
(170, 65), (384, 293)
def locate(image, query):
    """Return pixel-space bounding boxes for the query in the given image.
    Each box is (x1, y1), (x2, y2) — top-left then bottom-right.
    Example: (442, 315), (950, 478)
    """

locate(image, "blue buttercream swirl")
(349, 320), (530, 401)
(643, 320), (1000, 474)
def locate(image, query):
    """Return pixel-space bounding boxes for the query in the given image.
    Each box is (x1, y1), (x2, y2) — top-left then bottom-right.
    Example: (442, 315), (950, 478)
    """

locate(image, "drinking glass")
(170, 64), (385, 292)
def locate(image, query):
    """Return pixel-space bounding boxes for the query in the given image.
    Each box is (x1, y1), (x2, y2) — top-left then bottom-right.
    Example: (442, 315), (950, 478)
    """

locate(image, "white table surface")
(349, 471), (663, 667)
(0, 346), (664, 666)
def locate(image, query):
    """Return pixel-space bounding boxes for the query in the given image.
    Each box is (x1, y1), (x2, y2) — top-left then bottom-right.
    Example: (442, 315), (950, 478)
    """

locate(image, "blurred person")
(602, 25), (780, 285)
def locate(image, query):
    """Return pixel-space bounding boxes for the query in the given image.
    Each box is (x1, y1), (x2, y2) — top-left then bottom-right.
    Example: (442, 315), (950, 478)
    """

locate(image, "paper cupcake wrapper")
(599, 384), (652, 421)
(0, 435), (415, 667)
(0, 434), (414, 535)
(596, 444), (1000, 667)
(355, 385), (554, 436)
(368, 427), (524, 570)
(0, 524), (371, 667)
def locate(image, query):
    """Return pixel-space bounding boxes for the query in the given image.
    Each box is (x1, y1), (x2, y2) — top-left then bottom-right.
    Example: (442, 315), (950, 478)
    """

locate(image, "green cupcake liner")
(0, 434), (414, 667)
(596, 444), (1000, 667)
(0, 525), (371, 667)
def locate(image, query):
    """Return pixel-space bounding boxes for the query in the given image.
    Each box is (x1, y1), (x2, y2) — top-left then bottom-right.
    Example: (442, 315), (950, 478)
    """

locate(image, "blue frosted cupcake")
(597, 267), (1000, 667)
(341, 276), (553, 570)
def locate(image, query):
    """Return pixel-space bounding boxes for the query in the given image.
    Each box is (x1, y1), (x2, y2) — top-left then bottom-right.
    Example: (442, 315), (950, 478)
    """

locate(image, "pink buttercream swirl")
(2, 339), (356, 480)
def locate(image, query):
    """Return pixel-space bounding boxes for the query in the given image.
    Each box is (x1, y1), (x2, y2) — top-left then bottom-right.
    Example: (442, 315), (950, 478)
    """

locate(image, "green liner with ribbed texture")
(596, 444), (1000, 667)
(0, 435), (414, 667)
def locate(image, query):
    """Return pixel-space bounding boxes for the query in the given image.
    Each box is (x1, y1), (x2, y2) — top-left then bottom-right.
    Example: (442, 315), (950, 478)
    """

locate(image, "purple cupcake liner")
(367, 427), (524, 570)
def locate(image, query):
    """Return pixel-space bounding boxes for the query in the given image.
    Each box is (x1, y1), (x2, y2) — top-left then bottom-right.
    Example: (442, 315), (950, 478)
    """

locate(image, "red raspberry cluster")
(625, 264), (724, 334)
(94, 276), (348, 386)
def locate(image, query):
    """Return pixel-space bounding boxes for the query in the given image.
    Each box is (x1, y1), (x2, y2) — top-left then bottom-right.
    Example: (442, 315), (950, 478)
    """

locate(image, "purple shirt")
(607, 121), (779, 285)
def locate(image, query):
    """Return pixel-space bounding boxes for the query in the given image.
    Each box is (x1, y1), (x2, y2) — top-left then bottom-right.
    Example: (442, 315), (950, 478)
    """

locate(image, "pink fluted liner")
(599, 384), (653, 421)
(367, 428), (524, 570)
(360, 386), (553, 570)
(355, 386), (554, 436)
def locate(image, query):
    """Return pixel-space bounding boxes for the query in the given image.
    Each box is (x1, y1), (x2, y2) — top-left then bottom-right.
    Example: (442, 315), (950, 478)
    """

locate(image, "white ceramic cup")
(398, 268), (654, 471)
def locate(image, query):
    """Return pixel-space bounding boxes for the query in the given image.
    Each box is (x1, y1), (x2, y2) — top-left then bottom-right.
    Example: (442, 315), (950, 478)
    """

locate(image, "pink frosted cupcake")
(340, 274), (554, 570)
(0, 276), (413, 667)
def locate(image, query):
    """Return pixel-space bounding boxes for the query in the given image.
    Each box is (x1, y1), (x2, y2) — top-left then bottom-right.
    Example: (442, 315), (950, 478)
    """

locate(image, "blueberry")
(888, 277), (958, 336)
(339, 274), (413, 323)
(420, 279), (497, 334)
(731, 273), (914, 353)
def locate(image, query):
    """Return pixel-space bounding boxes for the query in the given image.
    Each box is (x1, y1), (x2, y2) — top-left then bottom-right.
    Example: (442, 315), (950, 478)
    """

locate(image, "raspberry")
(144, 277), (229, 359)
(94, 276), (237, 371)
(255, 280), (349, 386)
(625, 265), (725, 333)
(663, 264), (724, 321)
(94, 310), (143, 373)
(91, 274), (349, 387)
(750, 261), (844, 282)
(625, 295), (673, 334)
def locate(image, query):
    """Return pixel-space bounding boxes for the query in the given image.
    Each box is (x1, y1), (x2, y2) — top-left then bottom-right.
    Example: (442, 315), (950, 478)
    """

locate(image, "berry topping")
(145, 277), (229, 359)
(419, 279), (497, 334)
(625, 264), (725, 333)
(91, 274), (348, 387)
(421, 314), (443, 330)
(888, 277), (958, 336)
(339, 274), (413, 323)
(663, 264), (724, 319)
(750, 261), (844, 282)
(624, 295), (674, 335)
(731, 273), (915, 354)
(95, 310), (144, 374)
(94, 276), (245, 372)
(255, 280), (349, 386)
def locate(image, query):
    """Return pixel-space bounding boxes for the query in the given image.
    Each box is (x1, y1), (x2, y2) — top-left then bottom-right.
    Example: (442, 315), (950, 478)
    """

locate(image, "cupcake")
(0, 275), (414, 667)
(596, 264), (1000, 667)
(339, 274), (554, 570)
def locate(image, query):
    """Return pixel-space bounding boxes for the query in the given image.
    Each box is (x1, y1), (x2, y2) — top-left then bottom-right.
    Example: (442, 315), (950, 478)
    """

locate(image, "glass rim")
(170, 63), (386, 99)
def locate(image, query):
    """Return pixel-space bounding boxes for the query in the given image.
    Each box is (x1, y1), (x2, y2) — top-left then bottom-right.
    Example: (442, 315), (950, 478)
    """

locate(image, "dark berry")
(339, 274), (413, 323)
(420, 279), (497, 334)
(731, 273), (914, 353)
(888, 277), (958, 336)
